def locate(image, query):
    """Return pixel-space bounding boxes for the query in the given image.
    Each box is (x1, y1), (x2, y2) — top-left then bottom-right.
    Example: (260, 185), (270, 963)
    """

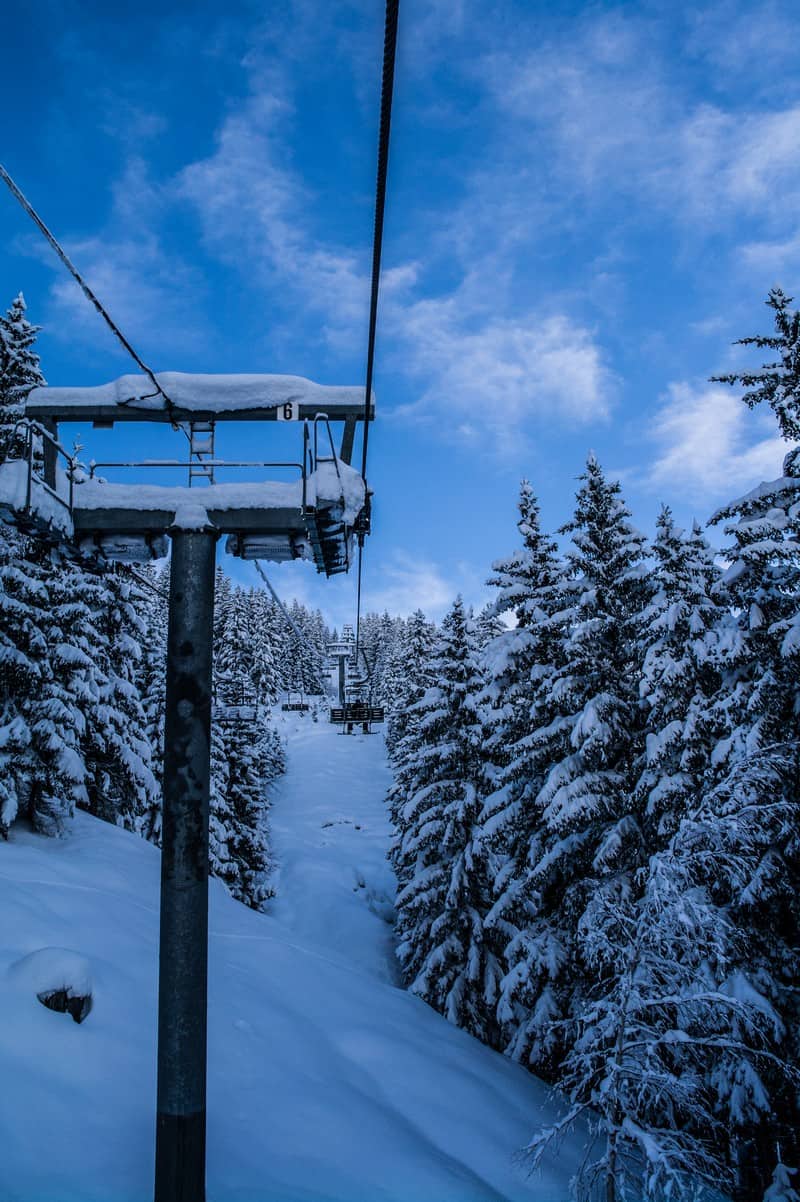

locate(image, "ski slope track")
(0, 713), (586, 1202)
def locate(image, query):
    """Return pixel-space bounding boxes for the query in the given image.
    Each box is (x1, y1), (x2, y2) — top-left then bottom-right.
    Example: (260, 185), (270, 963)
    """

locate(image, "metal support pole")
(155, 526), (218, 1202)
(42, 417), (58, 489)
(338, 655), (346, 706)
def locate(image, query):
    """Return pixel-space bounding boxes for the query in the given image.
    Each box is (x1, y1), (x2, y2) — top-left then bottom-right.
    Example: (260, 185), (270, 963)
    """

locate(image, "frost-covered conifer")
(207, 577), (283, 908)
(477, 482), (569, 1063)
(634, 508), (724, 844)
(220, 715), (273, 909)
(246, 587), (280, 704)
(0, 292), (44, 460)
(81, 565), (158, 835)
(706, 290), (800, 1191)
(216, 586), (256, 704)
(385, 608), (436, 761)
(529, 766), (793, 1202)
(512, 455), (649, 1073)
(393, 599), (499, 1043)
(137, 564), (169, 841)
(0, 542), (88, 836)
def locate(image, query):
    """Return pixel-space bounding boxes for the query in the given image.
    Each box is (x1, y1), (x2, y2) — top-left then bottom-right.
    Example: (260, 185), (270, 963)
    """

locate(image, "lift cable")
(361, 0), (399, 488)
(354, 0), (400, 667)
(354, 540), (365, 665)
(0, 162), (179, 423)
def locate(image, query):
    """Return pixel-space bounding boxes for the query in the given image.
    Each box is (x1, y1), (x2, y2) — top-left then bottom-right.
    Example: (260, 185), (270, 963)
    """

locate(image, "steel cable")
(360, 0), (400, 487)
(0, 162), (178, 421)
(354, 0), (400, 670)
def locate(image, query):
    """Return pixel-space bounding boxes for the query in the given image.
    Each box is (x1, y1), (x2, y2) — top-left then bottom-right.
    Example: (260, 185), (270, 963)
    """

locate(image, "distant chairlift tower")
(0, 371), (373, 1202)
(327, 622), (356, 705)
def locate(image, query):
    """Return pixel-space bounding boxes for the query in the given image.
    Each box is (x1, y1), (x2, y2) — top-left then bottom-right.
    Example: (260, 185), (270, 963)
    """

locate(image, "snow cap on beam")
(26, 372), (374, 422)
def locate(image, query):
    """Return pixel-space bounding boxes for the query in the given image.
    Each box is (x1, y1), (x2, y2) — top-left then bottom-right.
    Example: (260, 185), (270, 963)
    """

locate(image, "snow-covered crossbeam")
(71, 458), (366, 571)
(73, 459), (365, 527)
(26, 372), (374, 423)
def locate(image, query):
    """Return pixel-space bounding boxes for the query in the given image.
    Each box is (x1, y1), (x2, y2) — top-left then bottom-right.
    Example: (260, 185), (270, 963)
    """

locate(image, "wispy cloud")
(739, 229), (800, 276)
(643, 382), (788, 504)
(360, 550), (455, 620)
(483, 11), (800, 232)
(390, 294), (614, 456)
(177, 88), (371, 350)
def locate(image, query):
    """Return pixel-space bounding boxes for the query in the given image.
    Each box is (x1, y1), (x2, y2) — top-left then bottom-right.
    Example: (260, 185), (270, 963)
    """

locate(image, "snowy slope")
(0, 713), (586, 1202)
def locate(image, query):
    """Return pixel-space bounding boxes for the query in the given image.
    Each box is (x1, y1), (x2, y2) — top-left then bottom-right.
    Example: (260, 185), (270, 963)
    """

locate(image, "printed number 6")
(277, 400), (298, 421)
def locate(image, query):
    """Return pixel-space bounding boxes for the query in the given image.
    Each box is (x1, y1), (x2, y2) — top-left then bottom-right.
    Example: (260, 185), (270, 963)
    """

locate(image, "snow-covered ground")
(0, 712), (586, 1202)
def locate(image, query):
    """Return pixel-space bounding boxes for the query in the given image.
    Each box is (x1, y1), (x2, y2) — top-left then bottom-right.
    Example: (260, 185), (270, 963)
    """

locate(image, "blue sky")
(2, 0), (798, 626)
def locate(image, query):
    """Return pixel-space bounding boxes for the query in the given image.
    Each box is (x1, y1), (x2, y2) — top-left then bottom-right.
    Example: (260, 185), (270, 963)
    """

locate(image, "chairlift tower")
(326, 622), (356, 705)
(0, 371), (374, 1202)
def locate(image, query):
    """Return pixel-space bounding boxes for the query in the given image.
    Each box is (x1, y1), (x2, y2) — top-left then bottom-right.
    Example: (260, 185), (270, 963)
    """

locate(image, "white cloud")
(644, 382), (789, 502)
(177, 90), (371, 347)
(359, 551), (455, 620)
(740, 229), (800, 275)
(485, 14), (800, 231)
(390, 295), (614, 456)
(236, 550), (462, 627)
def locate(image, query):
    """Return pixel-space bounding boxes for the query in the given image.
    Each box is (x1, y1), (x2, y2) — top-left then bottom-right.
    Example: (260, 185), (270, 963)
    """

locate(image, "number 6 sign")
(276, 400), (300, 421)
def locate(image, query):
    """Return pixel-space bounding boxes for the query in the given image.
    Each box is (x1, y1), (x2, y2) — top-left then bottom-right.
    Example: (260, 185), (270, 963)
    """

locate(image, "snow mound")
(7, 947), (92, 998)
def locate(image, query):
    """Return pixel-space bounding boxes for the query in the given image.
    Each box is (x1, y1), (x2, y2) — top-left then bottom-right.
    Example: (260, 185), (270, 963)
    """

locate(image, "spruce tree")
(0, 539), (88, 836)
(635, 508), (724, 845)
(208, 575), (282, 908)
(529, 773), (793, 1202)
(477, 481), (570, 1066)
(137, 564), (169, 842)
(705, 289), (800, 1193)
(81, 564), (158, 835)
(393, 598), (499, 1043)
(246, 586), (280, 704)
(0, 292), (44, 460)
(385, 608), (436, 762)
(515, 455), (649, 1073)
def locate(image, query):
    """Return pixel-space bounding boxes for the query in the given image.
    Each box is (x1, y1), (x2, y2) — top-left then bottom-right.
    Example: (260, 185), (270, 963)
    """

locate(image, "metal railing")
(86, 443), (308, 508)
(7, 417), (354, 530)
(311, 412), (346, 500)
(87, 458), (305, 479)
(12, 419), (75, 520)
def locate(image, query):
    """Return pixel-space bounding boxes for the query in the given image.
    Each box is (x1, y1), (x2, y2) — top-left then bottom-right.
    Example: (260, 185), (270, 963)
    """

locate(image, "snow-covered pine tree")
(471, 602), (503, 652)
(378, 615), (407, 720)
(81, 563), (158, 836)
(476, 481), (570, 1068)
(246, 586), (280, 705)
(712, 286), (800, 463)
(208, 717), (237, 894)
(0, 292), (43, 460)
(392, 598), (500, 1044)
(372, 611), (402, 703)
(528, 761), (794, 1202)
(703, 289), (800, 1194)
(385, 608), (436, 761)
(302, 607), (328, 696)
(0, 293), (93, 838)
(216, 585), (256, 705)
(634, 508), (724, 845)
(0, 540), (90, 836)
(136, 563), (169, 842)
(209, 578), (282, 909)
(512, 455), (649, 1075)
(216, 712), (273, 909)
